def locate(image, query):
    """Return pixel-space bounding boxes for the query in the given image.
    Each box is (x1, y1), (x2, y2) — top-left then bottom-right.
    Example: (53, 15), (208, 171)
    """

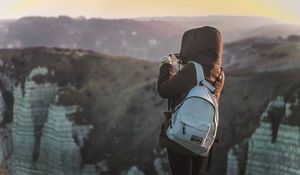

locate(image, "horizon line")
(0, 14), (299, 25)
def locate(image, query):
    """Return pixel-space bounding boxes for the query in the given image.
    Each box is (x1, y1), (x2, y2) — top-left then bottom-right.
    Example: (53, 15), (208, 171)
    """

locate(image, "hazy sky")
(0, 0), (299, 23)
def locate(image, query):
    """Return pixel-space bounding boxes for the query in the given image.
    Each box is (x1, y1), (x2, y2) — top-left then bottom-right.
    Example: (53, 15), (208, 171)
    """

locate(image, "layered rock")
(213, 36), (300, 175)
(0, 48), (165, 174)
(0, 92), (7, 163)
(0, 126), (11, 168)
(37, 103), (96, 174)
(0, 66), (14, 173)
(10, 69), (99, 174)
(227, 90), (300, 175)
(11, 67), (58, 174)
(3, 61), (104, 174)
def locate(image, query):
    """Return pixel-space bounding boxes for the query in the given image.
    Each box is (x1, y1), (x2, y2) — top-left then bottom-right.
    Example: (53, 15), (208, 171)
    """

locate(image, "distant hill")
(245, 23), (300, 39)
(223, 35), (300, 72)
(0, 16), (185, 60)
(0, 16), (300, 61)
(143, 16), (300, 42)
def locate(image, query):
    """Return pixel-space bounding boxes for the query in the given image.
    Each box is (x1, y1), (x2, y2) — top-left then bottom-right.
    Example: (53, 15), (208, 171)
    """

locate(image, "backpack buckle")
(200, 80), (216, 93)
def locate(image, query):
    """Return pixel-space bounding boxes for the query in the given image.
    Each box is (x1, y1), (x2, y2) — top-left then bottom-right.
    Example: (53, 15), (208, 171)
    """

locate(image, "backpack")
(165, 61), (219, 156)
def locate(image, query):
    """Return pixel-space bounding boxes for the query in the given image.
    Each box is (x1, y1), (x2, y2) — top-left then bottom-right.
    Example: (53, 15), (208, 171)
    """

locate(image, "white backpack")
(166, 61), (219, 156)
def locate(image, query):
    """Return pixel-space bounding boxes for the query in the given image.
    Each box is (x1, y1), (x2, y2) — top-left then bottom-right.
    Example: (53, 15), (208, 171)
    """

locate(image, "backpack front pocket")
(172, 114), (211, 146)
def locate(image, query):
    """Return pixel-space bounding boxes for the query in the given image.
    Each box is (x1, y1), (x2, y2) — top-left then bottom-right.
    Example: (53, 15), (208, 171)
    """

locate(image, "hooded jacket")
(157, 26), (225, 155)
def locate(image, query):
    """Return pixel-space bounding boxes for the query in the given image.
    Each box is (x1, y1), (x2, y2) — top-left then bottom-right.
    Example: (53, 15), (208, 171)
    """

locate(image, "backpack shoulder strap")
(190, 61), (216, 93)
(190, 61), (205, 85)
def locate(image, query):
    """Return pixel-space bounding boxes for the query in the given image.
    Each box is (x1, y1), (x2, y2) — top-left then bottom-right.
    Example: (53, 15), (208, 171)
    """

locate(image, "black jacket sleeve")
(157, 63), (193, 99)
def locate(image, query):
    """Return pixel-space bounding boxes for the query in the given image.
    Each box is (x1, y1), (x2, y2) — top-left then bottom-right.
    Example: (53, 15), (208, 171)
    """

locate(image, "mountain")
(142, 16), (300, 42)
(0, 35), (300, 174)
(0, 16), (184, 60)
(245, 23), (300, 39)
(223, 35), (300, 72)
(1, 16), (300, 62)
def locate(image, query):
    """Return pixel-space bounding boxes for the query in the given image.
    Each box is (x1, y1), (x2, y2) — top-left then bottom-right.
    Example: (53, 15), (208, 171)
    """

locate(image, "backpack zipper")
(182, 123), (186, 135)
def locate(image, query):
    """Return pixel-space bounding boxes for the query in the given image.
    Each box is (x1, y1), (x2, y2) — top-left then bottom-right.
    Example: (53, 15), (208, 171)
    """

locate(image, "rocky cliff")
(0, 48), (167, 174)
(224, 37), (300, 175)
(227, 90), (300, 175)
(0, 36), (300, 175)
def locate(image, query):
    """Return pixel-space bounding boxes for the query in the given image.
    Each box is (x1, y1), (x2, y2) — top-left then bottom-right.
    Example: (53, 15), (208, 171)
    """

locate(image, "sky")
(0, 0), (299, 23)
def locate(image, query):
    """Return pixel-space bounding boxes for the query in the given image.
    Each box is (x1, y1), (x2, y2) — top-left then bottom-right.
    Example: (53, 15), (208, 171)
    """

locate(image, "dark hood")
(179, 26), (223, 67)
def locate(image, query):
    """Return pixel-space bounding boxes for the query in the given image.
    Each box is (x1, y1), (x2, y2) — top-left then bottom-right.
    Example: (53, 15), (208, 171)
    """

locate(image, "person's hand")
(160, 56), (172, 65)
(169, 54), (178, 62)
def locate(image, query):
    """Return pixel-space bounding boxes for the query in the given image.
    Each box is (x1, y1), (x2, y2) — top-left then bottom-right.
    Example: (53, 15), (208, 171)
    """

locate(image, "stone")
(227, 90), (300, 175)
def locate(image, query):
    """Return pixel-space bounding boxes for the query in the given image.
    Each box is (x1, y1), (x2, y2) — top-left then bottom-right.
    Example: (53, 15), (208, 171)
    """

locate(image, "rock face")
(227, 87), (300, 175)
(10, 67), (98, 174)
(0, 48), (167, 174)
(37, 104), (96, 174)
(223, 37), (300, 175)
(11, 67), (59, 174)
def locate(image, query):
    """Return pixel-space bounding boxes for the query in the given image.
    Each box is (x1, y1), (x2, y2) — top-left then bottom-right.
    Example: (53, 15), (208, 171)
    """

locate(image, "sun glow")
(0, 0), (299, 23)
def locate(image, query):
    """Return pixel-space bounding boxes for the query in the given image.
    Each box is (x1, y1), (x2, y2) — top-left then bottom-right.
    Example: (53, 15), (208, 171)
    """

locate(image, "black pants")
(167, 148), (204, 175)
